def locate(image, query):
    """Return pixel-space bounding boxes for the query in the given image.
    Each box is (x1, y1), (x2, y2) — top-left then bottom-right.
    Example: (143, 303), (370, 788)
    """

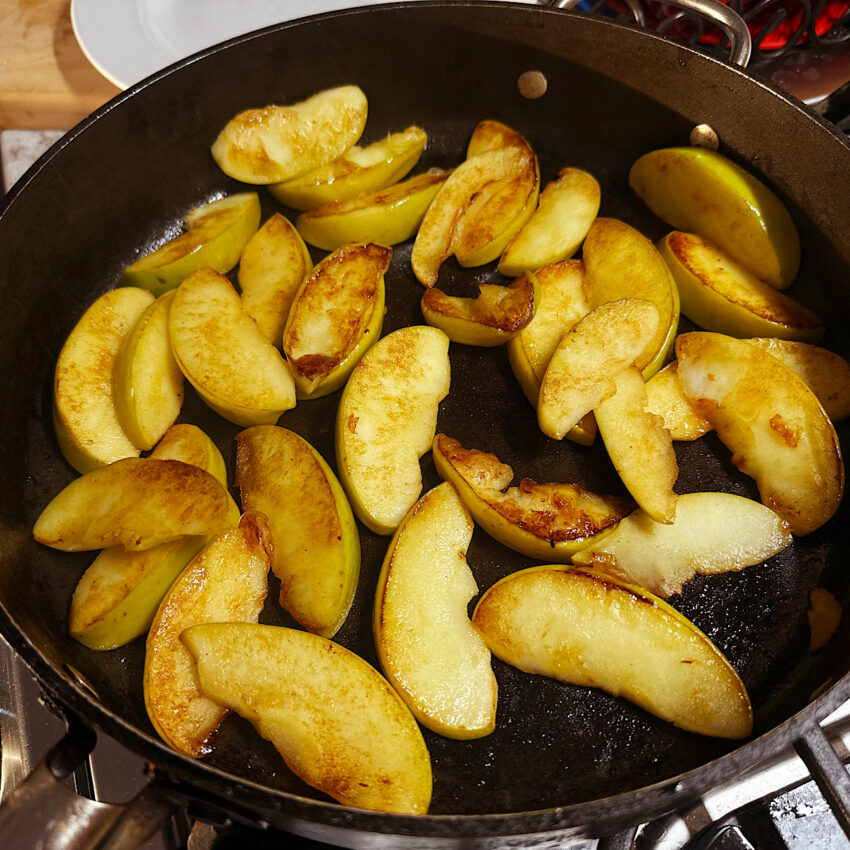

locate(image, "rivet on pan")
(518, 71), (548, 100)
(690, 124), (720, 150)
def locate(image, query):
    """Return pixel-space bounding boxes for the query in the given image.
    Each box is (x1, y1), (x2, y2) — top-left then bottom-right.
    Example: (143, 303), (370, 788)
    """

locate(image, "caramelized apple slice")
(472, 566), (753, 739)
(644, 361), (712, 441)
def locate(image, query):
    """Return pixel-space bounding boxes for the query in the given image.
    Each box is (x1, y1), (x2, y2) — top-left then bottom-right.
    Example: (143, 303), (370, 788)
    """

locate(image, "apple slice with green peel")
(572, 491), (793, 597)
(499, 167), (601, 277)
(114, 291), (184, 451)
(183, 623), (432, 813)
(169, 268), (296, 426)
(238, 213), (313, 346)
(69, 424), (237, 651)
(630, 146), (800, 290)
(594, 367), (679, 524)
(433, 434), (632, 561)
(505, 260), (596, 445)
(269, 126), (427, 210)
(676, 332), (844, 535)
(583, 217), (679, 378)
(119, 193), (261, 296)
(53, 287), (153, 474)
(211, 85), (368, 184)
(645, 362), (711, 441)
(538, 298), (659, 440)
(658, 231), (824, 342)
(746, 338), (850, 422)
(33, 457), (232, 552)
(336, 325), (450, 535)
(420, 274), (537, 347)
(282, 242), (390, 398)
(144, 513), (271, 757)
(472, 566), (753, 739)
(412, 144), (537, 287)
(236, 426), (359, 638)
(296, 169), (450, 252)
(374, 482), (497, 739)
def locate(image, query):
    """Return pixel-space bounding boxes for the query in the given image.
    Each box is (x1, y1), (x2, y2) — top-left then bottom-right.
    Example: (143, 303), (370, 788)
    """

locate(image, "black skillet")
(1, 2), (850, 847)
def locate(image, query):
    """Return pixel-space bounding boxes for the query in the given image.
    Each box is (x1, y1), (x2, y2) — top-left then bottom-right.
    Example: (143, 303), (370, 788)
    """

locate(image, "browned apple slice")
(472, 566), (753, 739)
(644, 361), (712, 441)
(676, 332), (844, 535)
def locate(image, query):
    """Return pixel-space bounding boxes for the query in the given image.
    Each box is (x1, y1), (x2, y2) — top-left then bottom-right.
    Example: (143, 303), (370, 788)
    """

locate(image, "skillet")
(1, 2), (850, 846)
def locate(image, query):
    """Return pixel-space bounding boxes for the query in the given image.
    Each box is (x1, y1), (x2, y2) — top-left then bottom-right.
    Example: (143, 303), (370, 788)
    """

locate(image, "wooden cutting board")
(0, 0), (121, 130)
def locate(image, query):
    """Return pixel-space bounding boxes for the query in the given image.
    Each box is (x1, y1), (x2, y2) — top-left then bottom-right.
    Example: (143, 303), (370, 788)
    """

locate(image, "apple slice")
(472, 566), (753, 738)
(119, 193), (261, 296)
(33, 457), (232, 552)
(676, 332), (844, 535)
(498, 167), (601, 277)
(69, 424), (237, 650)
(572, 491), (792, 597)
(211, 85), (368, 184)
(594, 367), (679, 524)
(375, 482), (497, 739)
(144, 514), (271, 757)
(433, 434), (632, 561)
(644, 361), (711, 441)
(466, 119), (529, 156)
(420, 274), (537, 346)
(582, 217), (679, 377)
(169, 268), (296, 426)
(238, 213), (313, 346)
(630, 147), (800, 289)
(296, 169), (450, 252)
(236, 426), (359, 638)
(282, 242), (390, 398)
(183, 622), (432, 813)
(336, 326), (450, 534)
(113, 291), (184, 451)
(269, 126), (427, 209)
(53, 287), (153, 474)
(746, 338), (850, 422)
(537, 298), (660, 440)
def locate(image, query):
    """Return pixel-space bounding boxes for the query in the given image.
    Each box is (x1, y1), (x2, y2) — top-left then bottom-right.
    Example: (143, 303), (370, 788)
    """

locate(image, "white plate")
(70, 0), (415, 90)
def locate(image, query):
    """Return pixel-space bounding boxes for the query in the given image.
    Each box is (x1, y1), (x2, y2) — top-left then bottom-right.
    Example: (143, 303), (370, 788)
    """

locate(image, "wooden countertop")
(0, 0), (121, 131)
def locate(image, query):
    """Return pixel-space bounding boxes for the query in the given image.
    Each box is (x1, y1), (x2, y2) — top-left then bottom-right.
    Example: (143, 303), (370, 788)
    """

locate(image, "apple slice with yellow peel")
(183, 622), (432, 813)
(433, 434), (632, 561)
(572, 491), (792, 597)
(236, 426), (359, 638)
(630, 146), (800, 289)
(269, 126), (427, 210)
(144, 513), (271, 757)
(33, 457), (232, 552)
(113, 291), (184, 451)
(420, 274), (537, 346)
(336, 326), (450, 535)
(374, 482), (497, 739)
(746, 338), (850, 422)
(676, 332), (844, 535)
(472, 566), (753, 739)
(538, 298), (659, 440)
(499, 167), (601, 277)
(282, 242), (390, 398)
(169, 268), (296, 426)
(658, 231), (823, 342)
(238, 213), (313, 346)
(120, 193), (261, 296)
(645, 361), (711, 441)
(594, 367), (679, 524)
(583, 218), (679, 378)
(69, 424), (237, 651)
(296, 169), (449, 252)
(53, 287), (153, 474)
(211, 85), (368, 184)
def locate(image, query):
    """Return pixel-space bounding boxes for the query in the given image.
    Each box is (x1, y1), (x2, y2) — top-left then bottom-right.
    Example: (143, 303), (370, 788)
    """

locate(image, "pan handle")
(549, 0), (753, 67)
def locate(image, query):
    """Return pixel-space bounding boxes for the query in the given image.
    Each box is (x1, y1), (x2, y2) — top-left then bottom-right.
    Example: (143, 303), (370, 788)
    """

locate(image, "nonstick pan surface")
(2, 2), (850, 842)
